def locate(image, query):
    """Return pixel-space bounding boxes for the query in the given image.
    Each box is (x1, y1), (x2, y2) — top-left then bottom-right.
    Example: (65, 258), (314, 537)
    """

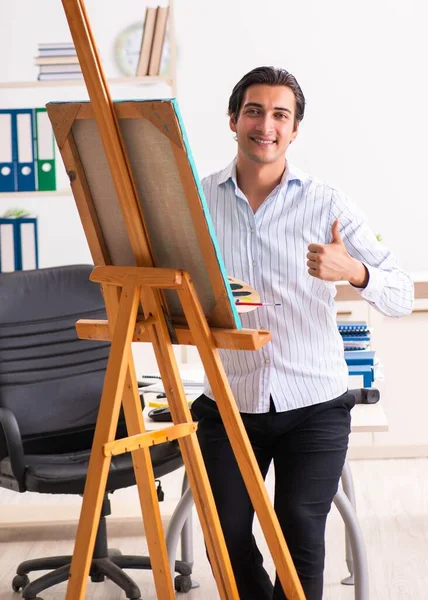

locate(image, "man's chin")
(247, 153), (281, 165)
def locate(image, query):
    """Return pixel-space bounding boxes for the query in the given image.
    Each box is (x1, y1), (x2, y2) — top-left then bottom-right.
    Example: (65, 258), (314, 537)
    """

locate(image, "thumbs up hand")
(307, 219), (368, 287)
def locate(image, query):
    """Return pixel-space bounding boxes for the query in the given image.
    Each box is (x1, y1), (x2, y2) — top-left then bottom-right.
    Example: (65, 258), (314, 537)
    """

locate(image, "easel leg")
(178, 274), (306, 600)
(145, 289), (240, 600)
(64, 285), (167, 600)
(121, 363), (176, 598)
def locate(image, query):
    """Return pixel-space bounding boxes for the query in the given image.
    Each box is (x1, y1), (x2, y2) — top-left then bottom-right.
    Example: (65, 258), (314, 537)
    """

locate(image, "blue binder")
(0, 110), (16, 192)
(347, 364), (375, 387)
(344, 350), (375, 366)
(13, 109), (37, 192)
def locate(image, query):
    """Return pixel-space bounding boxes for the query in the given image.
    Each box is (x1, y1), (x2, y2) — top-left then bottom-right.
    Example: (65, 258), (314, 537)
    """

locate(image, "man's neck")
(236, 156), (286, 213)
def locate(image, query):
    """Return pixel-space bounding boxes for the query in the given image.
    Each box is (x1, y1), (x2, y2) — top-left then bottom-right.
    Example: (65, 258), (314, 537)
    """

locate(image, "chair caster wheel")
(12, 573), (29, 592)
(90, 572), (105, 582)
(174, 574), (192, 593)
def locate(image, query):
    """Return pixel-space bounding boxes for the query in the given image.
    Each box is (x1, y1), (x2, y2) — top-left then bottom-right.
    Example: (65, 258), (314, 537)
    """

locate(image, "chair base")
(14, 552), (192, 599)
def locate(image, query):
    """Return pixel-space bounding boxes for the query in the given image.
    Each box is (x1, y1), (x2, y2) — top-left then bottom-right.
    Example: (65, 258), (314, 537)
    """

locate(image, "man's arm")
(307, 190), (414, 317)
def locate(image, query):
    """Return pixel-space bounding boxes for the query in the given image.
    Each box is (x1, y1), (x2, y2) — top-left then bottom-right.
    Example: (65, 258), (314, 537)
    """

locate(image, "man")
(191, 66), (414, 599)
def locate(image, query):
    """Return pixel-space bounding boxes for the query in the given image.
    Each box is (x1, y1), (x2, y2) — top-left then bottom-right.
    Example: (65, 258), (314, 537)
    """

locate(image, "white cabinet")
(368, 298), (428, 456)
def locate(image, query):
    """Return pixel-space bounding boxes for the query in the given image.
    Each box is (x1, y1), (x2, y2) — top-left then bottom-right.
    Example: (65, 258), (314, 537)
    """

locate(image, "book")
(39, 64), (82, 74)
(148, 6), (169, 76)
(38, 72), (83, 81)
(35, 56), (80, 65)
(136, 7), (157, 76)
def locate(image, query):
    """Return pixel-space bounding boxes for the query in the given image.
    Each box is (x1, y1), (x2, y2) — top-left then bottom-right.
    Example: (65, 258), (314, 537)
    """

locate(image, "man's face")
(230, 84), (299, 166)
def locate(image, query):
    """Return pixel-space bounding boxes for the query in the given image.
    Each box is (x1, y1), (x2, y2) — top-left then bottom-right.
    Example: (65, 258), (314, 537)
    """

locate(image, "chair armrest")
(348, 388), (380, 405)
(0, 408), (26, 490)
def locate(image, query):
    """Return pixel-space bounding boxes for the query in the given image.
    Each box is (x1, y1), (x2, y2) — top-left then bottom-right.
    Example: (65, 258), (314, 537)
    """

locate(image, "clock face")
(114, 22), (144, 76)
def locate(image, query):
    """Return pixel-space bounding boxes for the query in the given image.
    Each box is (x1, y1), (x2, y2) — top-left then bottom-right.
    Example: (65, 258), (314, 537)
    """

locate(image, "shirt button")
(250, 228), (254, 233)
(252, 261), (256, 266)
(265, 358), (271, 364)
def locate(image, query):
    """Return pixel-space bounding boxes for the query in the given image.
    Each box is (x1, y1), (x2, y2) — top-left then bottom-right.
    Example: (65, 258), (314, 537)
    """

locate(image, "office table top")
(142, 399), (388, 434)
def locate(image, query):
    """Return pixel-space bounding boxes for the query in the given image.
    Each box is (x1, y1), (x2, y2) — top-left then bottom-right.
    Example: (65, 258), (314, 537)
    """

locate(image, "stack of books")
(136, 6), (169, 77)
(338, 321), (377, 386)
(337, 321), (371, 351)
(35, 43), (82, 82)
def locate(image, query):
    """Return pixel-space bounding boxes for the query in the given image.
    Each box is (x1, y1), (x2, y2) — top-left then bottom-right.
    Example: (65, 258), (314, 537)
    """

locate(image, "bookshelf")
(0, 190), (71, 198)
(0, 1), (177, 271)
(0, 76), (174, 90)
(0, 0), (177, 199)
(0, 0), (177, 94)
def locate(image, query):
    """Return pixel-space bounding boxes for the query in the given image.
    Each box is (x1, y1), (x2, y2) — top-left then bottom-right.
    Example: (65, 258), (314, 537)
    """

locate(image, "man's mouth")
(250, 137), (276, 145)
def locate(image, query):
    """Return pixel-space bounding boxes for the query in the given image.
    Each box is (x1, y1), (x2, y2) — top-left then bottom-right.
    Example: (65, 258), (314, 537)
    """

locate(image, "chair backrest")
(0, 265), (111, 455)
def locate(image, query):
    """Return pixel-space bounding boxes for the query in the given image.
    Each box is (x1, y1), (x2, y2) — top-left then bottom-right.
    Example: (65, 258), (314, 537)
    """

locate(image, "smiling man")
(191, 66), (414, 600)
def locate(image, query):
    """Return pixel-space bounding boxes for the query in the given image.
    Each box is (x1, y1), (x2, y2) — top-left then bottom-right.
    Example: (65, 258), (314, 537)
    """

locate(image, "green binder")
(35, 107), (56, 191)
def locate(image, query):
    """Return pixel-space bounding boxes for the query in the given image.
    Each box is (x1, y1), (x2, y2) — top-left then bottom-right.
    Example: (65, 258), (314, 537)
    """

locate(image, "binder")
(20, 218), (39, 270)
(347, 364), (374, 387)
(0, 221), (15, 271)
(337, 321), (370, 333)
(344, 350), (375, 366)
(0, 217), (39, 272)
(0, 110), (16, 192)
(35, 108), (56, 191)
(14, 109), (37, 192)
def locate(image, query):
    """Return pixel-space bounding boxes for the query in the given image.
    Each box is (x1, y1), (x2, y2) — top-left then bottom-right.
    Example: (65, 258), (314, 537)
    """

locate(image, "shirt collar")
(217, 157), (307, 188)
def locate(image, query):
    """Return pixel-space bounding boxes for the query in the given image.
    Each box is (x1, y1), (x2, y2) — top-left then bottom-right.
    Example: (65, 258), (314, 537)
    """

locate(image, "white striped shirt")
(202, 159), (414, 413)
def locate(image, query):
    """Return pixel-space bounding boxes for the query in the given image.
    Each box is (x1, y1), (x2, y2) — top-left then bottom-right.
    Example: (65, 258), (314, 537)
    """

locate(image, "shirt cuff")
(352, 263), (383, 303)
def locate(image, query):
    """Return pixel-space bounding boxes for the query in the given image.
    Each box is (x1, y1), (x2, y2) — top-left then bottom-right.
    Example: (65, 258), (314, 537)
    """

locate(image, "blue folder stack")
(337, 321), (371, 351)
(339, 321), (375, 386)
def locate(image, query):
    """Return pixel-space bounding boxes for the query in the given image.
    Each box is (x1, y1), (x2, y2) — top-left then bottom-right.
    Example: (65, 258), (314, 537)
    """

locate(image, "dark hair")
(228, 66), (305, 129)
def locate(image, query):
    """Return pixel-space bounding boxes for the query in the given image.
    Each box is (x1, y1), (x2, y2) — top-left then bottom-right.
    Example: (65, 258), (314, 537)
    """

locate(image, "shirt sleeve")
(331, 189), (414, 317)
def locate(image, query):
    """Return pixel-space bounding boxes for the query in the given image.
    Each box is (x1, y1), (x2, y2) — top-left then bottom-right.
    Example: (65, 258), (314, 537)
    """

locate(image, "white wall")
(0, 0), (427, 273)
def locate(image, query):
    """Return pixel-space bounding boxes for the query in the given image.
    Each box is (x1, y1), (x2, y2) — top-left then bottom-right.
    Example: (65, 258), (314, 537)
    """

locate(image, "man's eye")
(276, 113), (288, 119)
(246, 109), (259, 115)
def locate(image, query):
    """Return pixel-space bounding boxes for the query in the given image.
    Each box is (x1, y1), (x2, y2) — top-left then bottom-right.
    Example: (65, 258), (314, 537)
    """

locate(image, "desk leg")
(334, 489), (369, 600)
(341, 461), (357, 584)
(166, 480), (196, 578)
(180, 472), (194, 567)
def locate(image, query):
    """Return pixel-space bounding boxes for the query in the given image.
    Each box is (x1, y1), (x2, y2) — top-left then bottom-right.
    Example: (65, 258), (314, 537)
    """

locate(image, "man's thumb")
(331, 219), (342, 243)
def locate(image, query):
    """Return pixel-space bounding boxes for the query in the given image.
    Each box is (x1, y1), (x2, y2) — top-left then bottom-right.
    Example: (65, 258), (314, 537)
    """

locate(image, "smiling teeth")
(253, 139), (274, 144)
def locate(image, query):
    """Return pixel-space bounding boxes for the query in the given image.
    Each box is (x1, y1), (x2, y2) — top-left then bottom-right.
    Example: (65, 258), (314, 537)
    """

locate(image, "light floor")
(0, 458), (427, 599)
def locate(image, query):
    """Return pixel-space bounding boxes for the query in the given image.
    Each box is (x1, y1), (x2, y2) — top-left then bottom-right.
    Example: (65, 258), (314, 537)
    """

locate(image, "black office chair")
(0, 265), (192, 600)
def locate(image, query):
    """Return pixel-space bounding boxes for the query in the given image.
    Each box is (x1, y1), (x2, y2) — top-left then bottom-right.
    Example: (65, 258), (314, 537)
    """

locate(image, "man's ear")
(229, 114), (237, 134)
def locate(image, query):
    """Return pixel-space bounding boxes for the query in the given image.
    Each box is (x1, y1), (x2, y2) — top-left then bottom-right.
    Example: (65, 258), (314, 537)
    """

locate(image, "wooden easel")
(51, 1), (306, 598)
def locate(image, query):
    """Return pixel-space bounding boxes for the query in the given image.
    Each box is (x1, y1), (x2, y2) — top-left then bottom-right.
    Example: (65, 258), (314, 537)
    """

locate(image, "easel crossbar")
(90, 265), (184, 289)
(76, 319), (272, 351)
(103, 423), (197, 456)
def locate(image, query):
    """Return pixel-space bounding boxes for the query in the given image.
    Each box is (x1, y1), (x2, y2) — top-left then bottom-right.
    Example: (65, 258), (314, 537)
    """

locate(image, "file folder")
(35, 108), (56, 190)
(344, 350), (375, 366)
(0, 111), (16, 192)
(14, 109), (37, 192)
(347, 364), (374, 387)
(0, 221), (15, 271)
(0, 217), (39, 272)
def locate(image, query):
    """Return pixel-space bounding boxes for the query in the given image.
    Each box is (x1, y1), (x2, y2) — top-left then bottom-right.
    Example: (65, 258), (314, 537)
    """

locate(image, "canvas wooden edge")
(46, 103), (86, 149)
(69, 101), (185, 150)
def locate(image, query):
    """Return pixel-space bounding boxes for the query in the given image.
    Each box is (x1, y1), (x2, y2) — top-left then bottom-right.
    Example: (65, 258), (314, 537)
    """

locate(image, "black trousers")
(191, 392), (355, 600)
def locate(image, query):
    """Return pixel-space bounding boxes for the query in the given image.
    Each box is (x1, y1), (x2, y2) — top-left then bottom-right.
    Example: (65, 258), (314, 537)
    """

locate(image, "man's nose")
(257, 115), (275, 134)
